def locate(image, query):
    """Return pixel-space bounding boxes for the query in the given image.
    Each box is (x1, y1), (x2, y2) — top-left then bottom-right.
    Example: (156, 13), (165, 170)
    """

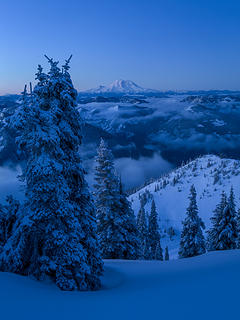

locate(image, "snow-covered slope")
(0, 250), (240, 320)
(129, 155), (240, 256)
(81, 79), (156, 94)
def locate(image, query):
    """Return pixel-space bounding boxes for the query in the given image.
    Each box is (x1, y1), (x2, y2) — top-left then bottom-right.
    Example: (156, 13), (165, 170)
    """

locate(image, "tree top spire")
(62, 55), (73, 72)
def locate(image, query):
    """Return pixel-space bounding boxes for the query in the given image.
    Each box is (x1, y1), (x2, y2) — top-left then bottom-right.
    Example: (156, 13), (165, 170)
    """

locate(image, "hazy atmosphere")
(1, 0), (240, 94)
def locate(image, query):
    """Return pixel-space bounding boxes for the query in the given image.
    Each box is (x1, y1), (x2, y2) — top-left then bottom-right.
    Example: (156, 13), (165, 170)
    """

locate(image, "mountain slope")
(128, 155), (240, 256)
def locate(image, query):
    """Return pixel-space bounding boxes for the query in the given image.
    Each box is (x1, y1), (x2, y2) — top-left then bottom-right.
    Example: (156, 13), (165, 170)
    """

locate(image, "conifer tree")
(178, 185), (206, 258)
(155, 240), (163, 261)
(236, 208), (240, 249)
(143, 239), (150, 260)
(0, 195), (20, 252)
(165, 246), (169, 261)
(94, 139), (139, 259)
(45, 57), (103, 288)
(137, 202), (148, 243)
(207, 189), (237, 251)
(137, 203), (149, 258)
(228, 186), (236, 215)
(0, 57), (103, 291)
(94, 138), (122, 258)
(0, 203), (6, 252)
(137, 203), (147, 241)
(148, 199), (160, 259)
(118, 178), (140, 259)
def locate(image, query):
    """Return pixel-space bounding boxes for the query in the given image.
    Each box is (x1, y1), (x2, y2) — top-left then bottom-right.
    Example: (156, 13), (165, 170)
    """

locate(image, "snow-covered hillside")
(0, 250), (240, 320)
(129, 155), (240, 256)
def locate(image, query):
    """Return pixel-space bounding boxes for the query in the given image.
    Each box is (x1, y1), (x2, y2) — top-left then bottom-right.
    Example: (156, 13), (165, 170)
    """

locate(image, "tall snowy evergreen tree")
(178, 185), (206, 258)
(0, 57), (103, 291)
(45, 56), (103, 287)
(94, 139), (139, 259)
(148, 199), (160, 259)
(207, 189), (237, 251)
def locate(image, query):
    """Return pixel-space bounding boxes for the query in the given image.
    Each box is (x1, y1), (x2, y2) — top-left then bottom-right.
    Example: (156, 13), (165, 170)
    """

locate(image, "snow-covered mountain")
(81, 79), (157, 94)
(129, 155), (240, 257)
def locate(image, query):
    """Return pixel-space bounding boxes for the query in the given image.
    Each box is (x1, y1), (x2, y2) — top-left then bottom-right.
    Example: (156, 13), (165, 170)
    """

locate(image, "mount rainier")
(80, 79), (158, 94)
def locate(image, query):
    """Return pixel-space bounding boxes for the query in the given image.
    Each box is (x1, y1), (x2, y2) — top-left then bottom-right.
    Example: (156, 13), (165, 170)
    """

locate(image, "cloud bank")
(0, 166), (23, 202)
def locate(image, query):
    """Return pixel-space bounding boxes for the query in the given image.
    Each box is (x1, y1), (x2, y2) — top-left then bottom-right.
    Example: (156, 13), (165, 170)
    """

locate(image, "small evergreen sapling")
(155, 240), (163, 261)
(165, 246), (169, 261)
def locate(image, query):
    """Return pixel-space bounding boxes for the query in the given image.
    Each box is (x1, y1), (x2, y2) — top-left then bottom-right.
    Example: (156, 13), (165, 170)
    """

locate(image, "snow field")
(0, 250), (240, 320)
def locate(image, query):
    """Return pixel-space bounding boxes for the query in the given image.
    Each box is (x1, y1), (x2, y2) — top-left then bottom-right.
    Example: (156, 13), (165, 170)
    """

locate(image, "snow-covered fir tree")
(137, 202), (149, 259)
(137, 203), (148, 241)
(207, 188), (237, 251)
(236, 208), (240, 249)
(0, 57), (103, 291)
(94, 139), (139, 259)
(118, 178), (140, 259)
(143, 239), (150, 260)
(0, 195), (20, 253)
(228, 186), (237, 223)
(0, 203), (7, 253)
(178, 185), (206, 258)
(165, 246), (169, 261)
(148, 199), (160, 259)
(46, 57), (103, 288)
(155, 240), (163, 261)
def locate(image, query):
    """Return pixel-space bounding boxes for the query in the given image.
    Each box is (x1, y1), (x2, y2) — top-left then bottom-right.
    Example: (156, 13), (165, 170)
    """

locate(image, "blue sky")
(1, 0), (240, 94)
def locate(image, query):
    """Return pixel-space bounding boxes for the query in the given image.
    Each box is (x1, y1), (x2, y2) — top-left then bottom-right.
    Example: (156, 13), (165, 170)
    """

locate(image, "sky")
(1, 0), (240, 94)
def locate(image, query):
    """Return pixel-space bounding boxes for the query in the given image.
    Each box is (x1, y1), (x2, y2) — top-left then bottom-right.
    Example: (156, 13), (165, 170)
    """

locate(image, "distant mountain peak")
(81, 79), (157, 94)
(108, 79), (143, 92)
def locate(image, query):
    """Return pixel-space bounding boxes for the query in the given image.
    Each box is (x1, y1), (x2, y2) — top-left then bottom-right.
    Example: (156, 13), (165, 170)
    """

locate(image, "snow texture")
(0, 250), (240, 320)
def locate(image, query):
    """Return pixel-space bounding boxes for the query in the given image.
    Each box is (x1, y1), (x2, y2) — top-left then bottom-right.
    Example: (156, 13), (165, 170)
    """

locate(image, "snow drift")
(0, 250), (239, 320)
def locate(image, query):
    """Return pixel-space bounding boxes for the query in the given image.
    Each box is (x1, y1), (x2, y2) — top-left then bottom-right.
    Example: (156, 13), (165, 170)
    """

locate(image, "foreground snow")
(0, 250), (240, 320)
